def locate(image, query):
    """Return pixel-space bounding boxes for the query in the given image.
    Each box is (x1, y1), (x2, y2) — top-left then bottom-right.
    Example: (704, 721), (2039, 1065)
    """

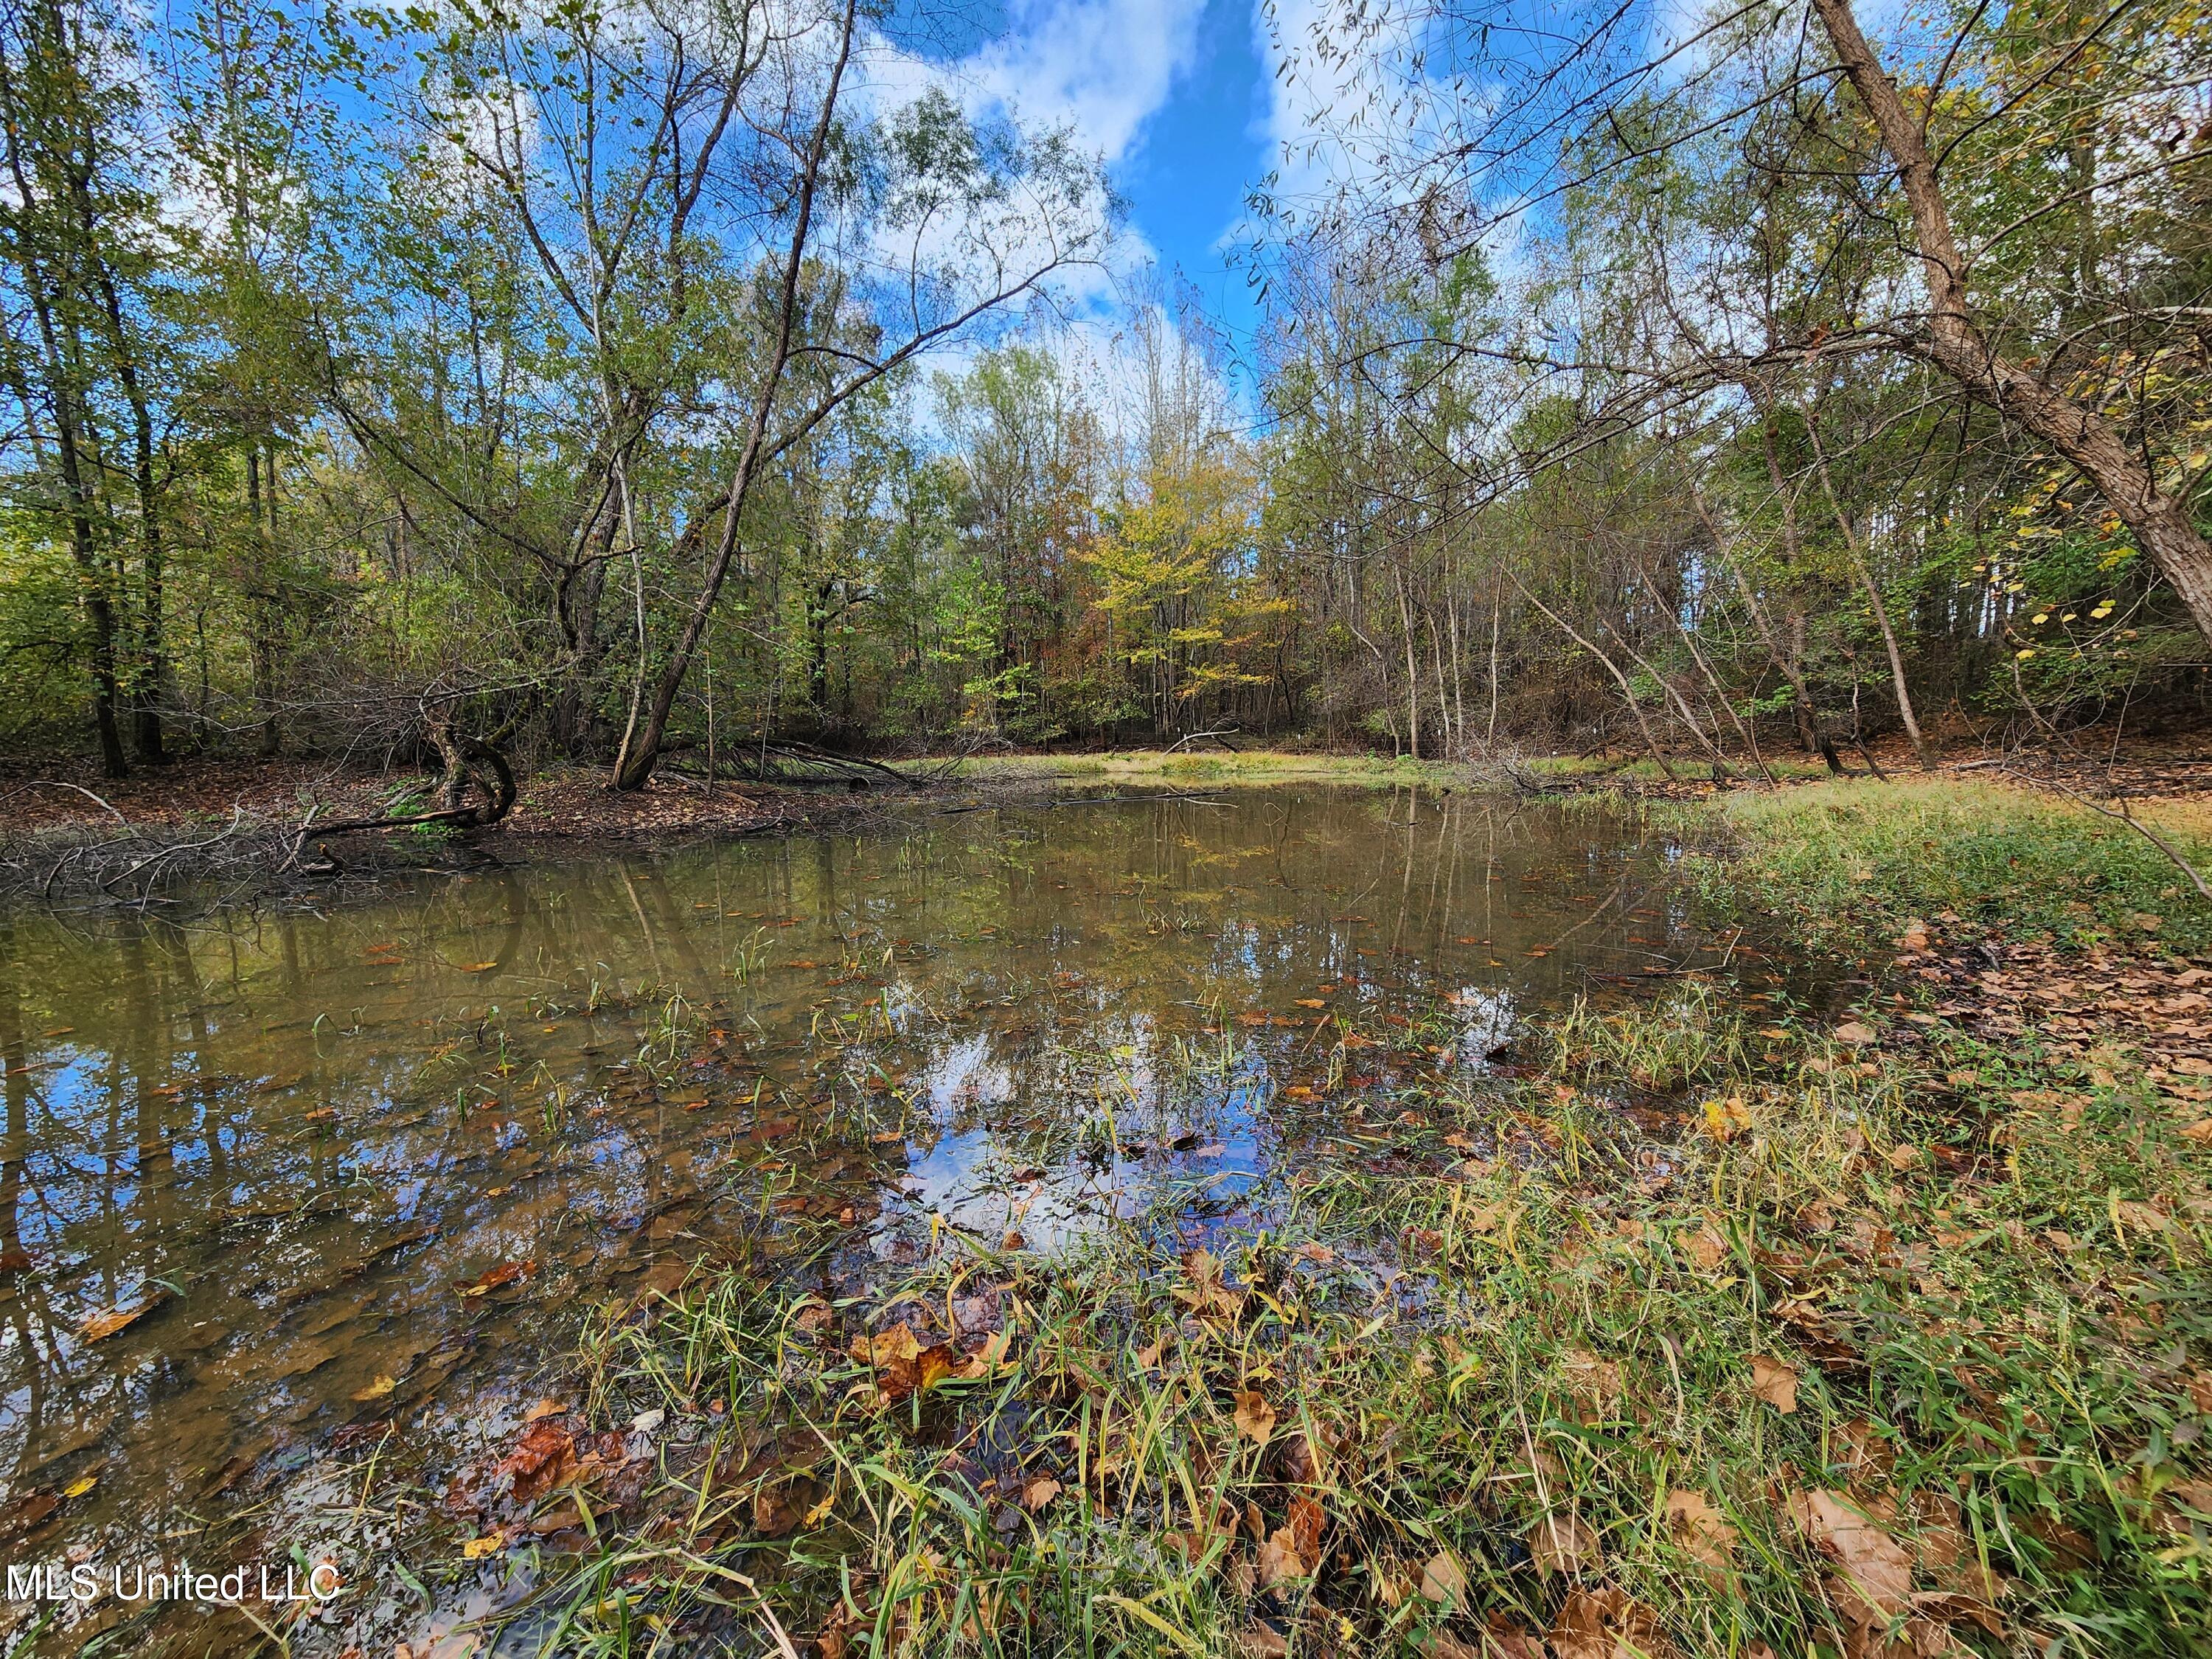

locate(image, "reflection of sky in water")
(0, 787), (1792, 1655)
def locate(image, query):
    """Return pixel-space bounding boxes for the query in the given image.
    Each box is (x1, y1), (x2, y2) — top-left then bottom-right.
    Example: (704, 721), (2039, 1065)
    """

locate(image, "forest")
(1, 0), (2208, 791)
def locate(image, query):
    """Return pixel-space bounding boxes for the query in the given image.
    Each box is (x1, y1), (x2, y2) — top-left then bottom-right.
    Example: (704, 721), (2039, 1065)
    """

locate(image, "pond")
(0, 785), (1795, 1654)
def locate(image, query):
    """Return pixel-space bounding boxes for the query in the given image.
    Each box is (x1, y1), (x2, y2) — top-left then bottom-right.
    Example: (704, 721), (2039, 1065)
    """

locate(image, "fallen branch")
(2003, 767), (2212, 903)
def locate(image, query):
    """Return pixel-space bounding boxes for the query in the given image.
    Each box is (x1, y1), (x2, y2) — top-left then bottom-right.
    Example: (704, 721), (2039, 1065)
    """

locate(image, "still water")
(0, 786), (1784, 1653)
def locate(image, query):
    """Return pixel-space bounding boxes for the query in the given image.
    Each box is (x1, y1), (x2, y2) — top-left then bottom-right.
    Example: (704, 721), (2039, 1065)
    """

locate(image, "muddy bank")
(0, 762), (973, 906)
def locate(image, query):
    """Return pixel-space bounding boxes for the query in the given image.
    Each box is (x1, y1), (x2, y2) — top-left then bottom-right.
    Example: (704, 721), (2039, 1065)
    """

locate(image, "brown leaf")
(1559, 1348), (1624, 1419)
(1834, 1021), (1877, 1047)
(500, 1419), (580, 1506)
(1418, 1549), (1469, 1604)
(1233, 1388), (1277, 1444)
(752, 1477), (813, 1538)
(1750, 1354), (1800, 1413)
(1686, 1221), (1728, 1271)
(1287, 1492), (1326, 1562)
(1529, 1509), (1601, 1579)
(1256, 1527), (1310, 1586)
(1792, 1489), (1913, 1622)
(79, 1290), (167, 1343)
(1235, 1624), (1292, 1658)
(1664, 1489), (1738, 1579)
(1020, 1475), (1062, 1513)
(456, 1259), (534, 1298)
(1548, 1587), (1678, 1659)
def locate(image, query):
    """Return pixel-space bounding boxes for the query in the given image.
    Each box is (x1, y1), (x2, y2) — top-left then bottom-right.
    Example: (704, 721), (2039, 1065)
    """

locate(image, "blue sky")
(1111, 0), (1273, 347)
(876, 0), (1320, 389)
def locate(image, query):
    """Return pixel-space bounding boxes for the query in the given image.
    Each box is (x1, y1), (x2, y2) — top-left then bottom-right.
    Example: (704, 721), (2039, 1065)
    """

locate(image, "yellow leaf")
(61, 1475), (97, 1500)
(352, 1375), (398, 1402)
(462, 1533), (507, 1559)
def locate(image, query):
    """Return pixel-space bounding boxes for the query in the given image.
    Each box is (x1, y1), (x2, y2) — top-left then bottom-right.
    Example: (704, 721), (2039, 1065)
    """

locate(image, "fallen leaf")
(1529, 1509), (1601, 1578)
(1559, 1348), (1623, 1420)
(1750, 1354), (1799, 1413)
(352, 1374), (398, 1402)
(79, 1290), (167, 1342)
(1548, 1587), (1677, 1659)
(60, 1475), (96, 1500)
(852, 1324), (922, 1368)
(1020, 1475), (1062, 1512)
(1256, 1528), (1310, 1585)
(752, 1478), (813, 1537)
(1419, 1549), (1469, 1604)
(522, 1398), (567, 1423)
(461, 1533), (506, 1559)
(1701, 1095), (1752, 1141)
(1664, 1489), (1738, 1579)
(1834, 1021), (1877, 1047)
(459, 961), (500, 973)
(1233, 1388), (1277, 1444)
(1792, 1489), (1912, 1624)
(455, 1259), (534, 1298)
(1686, 1221), (1728, 1270)
(498, 1419), (580, 1505)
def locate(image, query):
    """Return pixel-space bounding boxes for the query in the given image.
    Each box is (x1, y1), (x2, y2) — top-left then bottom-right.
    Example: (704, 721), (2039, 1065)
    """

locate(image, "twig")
(15, 780), (132, 828)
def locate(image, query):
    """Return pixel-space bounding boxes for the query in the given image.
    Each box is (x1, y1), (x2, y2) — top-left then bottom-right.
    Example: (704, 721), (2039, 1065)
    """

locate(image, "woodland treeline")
(2, 0), (2208, 792)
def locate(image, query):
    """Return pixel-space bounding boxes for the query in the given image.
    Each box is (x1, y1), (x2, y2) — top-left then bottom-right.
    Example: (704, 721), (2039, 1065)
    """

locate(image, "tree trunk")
(613, 0), (859, 790)
(1692, 490), (1843, 774)
(1804, 411), (1935, 770)
(1809, 0), (2212, 644)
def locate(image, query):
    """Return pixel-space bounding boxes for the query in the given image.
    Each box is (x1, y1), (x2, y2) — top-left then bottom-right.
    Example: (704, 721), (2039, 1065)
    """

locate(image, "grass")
(458, 777), (2212, 1658)
(1701, 778), (2212, 956)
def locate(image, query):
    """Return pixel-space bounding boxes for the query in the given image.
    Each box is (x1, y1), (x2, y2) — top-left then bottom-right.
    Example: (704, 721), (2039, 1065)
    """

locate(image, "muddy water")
(0, 787), (1787, 1653)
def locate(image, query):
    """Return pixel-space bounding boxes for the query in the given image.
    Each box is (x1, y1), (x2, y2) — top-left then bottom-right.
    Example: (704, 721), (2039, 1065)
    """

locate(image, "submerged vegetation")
(370, 780), (2212, 1659)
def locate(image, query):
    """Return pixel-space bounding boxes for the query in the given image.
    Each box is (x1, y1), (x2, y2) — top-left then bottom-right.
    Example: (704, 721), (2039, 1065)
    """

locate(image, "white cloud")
(860, 0), (1203, 169)
(850, 1), (1198, 380)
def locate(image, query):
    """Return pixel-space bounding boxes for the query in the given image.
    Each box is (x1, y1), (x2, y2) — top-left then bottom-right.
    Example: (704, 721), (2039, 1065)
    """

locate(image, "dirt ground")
(1, 759), (823, 842)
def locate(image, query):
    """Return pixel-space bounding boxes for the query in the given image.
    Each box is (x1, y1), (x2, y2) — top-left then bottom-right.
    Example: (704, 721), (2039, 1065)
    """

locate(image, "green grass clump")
(1708, 779), (2212, 954)
(488, 975), (2212, 1658)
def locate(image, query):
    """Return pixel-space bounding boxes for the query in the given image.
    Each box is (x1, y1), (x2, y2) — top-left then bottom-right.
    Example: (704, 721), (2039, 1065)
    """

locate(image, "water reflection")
(0, 786), (1772, 1652)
